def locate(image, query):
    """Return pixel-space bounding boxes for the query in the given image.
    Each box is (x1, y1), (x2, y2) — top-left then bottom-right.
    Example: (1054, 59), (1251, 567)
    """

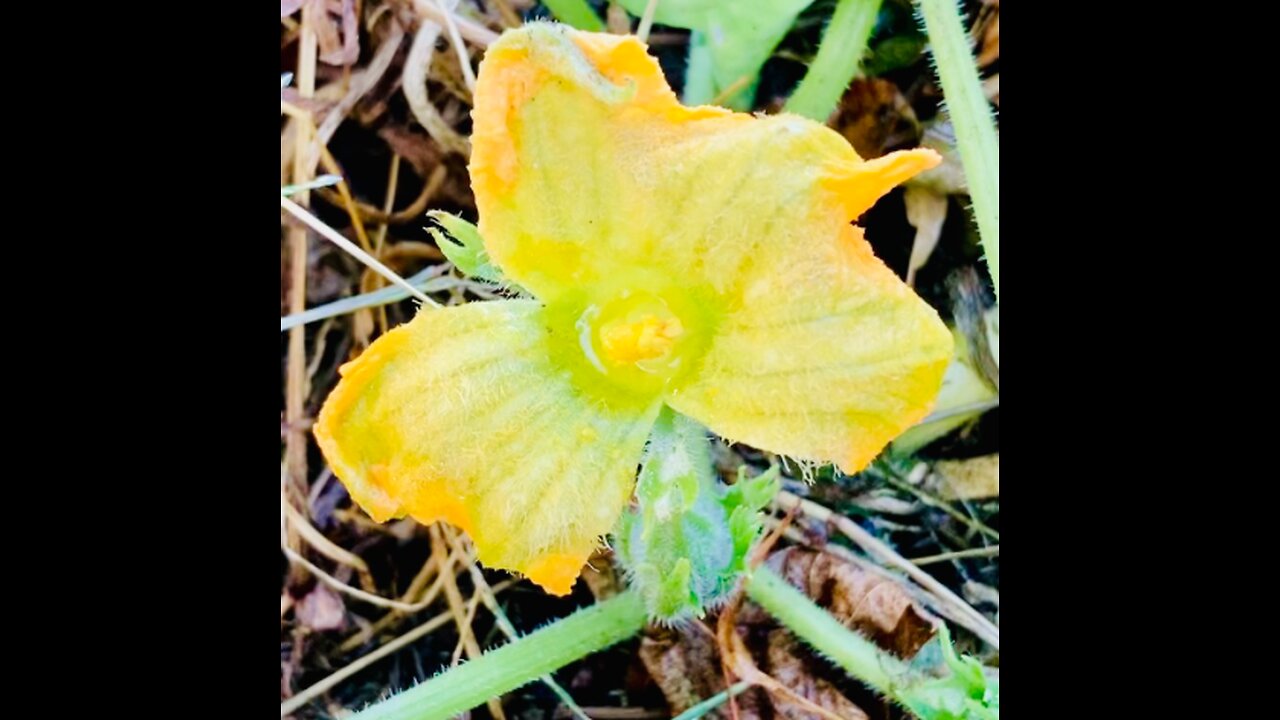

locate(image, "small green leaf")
(618, 0), (816, 109)
(425, 211), (509, 285)
(865, 33), (927, 75)
(900, 625), (1000, 720)
(542, 0), (606, 31)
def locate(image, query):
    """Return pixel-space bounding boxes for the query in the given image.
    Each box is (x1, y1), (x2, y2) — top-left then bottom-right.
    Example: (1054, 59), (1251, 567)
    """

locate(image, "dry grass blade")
(284, 1), (319, 578)
(316, 163), (449, 224)
(430, 526), (507, 720)
(283, 501), (376, 591)
(443, 529), (593, 720)
(412, 0), (498, 46)
(280, 578), (518, 717)
(773, 491), (1000, 649)
(404, 15), (471, 156)
(280, 195), (436, 305)
(284, 546), (439, 612)
(314, 19), (406, 153)
(337, 554), (441, 654)
(910, 545), (999, 566)
(433, 0), (477, 92)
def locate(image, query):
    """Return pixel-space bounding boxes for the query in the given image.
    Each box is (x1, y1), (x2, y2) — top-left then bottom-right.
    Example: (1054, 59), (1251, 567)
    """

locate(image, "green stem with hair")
(916, 0), (1000, 299)
(748, 565), (998, 719)
(785, 0), (885, 121)
(348, 591), (646, 720)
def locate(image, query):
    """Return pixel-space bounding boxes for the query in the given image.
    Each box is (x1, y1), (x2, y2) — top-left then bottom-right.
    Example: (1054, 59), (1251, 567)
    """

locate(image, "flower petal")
(470, 24), (937, 303)
(666, 218), (954, 474)
(314, 300), (658, 594)
(470, 23), (740, 300)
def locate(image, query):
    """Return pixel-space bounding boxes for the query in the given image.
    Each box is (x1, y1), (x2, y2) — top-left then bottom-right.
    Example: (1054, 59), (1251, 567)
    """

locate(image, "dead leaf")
(281, 0), (305, 17)
(974, 0), (999, 68)
(765, 631), (869, 720)
(761, 548), (936, 659)
(904, 185), (948, 286)
(639, 625), (768, 719)
(911, 118), (967, 195)
(984, 73), (1000, 105)
(830, 78), (921, 159)
(580, 549), (624, 601)
(641, 547), (936, 719)
(296, 582), (346, 631)
(933, 455), (999, 500)
(376, 124), (447, 179)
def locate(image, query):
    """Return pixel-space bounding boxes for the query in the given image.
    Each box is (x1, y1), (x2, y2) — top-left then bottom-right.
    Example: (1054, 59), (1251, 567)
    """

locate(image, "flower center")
(545, 277), (716, 407)
(600, 314), (684, 365)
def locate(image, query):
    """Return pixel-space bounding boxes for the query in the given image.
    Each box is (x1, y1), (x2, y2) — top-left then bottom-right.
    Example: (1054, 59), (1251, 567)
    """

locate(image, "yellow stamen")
(600, 314), (684, 364)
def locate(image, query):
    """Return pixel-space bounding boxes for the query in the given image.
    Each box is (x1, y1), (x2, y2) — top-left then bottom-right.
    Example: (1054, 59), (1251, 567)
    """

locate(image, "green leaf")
(616, 407), (780, 619)
(618, 0), (817, 109)
(425, 211), (509, 285)
(542, 0), (606, 31)
(900, 625), (1000, 720)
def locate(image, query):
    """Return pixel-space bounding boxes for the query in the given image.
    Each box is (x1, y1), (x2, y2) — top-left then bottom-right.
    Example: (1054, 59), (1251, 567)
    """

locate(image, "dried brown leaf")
(296, 582), (346, 631)
(933, 455), (999, 500)
(764, 630), (869, 720)
(639, 625), (768, 719)
(830, 78), (920, 159)
(904, 185), (948, 286)
(309, 0), (359, 66)
(376, 124), (447, 179)
(762, 548), (936, 659)
(581, 549), (624, 601)
(975, 0), (999, 68)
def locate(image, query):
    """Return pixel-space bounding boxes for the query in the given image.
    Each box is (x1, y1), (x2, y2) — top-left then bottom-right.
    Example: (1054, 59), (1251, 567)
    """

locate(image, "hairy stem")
(917, 0), (1000, 299)
(349, 591), (646, 720)
(747, 565), (905, 694)
(785, 0), (884, 121)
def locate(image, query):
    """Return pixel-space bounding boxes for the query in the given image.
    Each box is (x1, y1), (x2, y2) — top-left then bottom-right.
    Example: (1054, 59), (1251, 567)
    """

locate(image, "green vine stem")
(349, 591), (647, 720)
(785, 0), (884, 121)
(916, 0), (1000, 299)
(543, 0), (606, 31)
(747, 565), (904, 694)
(747, 565), (998, 719)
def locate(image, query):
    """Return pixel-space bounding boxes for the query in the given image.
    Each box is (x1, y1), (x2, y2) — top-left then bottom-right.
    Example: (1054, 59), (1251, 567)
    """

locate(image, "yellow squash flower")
(315, 24), (953, 596)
